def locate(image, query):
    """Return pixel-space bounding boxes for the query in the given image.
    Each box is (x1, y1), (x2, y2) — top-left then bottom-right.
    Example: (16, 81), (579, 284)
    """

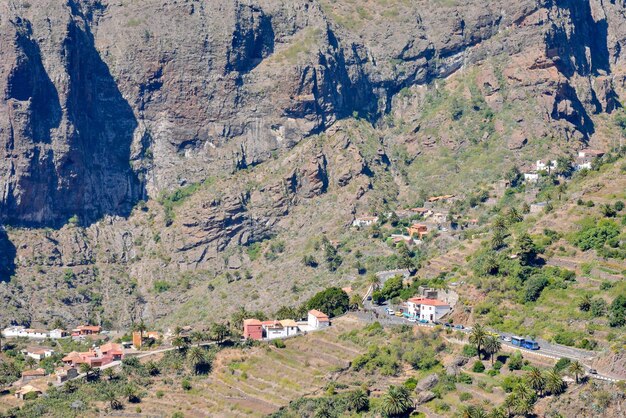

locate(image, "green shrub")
(493, 361), (503, 371)
(306, 287), (349, 317)
(459, 392), (472, 401)
(472, 361), (485, 373)
(403, 377), (418, 391)
(554, 357), (571, 372)
(462, 344), (478, 357)
(457, 373), (472, 384)
(181, 379), (192, 391)
(508, 352), (523, 370)
(154, 280), (171, 293)
(156, 390), (164, 399)
(272, 339), (286, 349)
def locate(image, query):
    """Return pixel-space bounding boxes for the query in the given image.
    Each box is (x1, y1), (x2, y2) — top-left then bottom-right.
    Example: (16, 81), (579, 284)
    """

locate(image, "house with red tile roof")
(100, 342), (124, 360)
(407, 223), (428, 239)
(307, 310), (330, 329)
(406, 297), (451, 322)
(243, 319), (263, 341)
(71, 325), (101, 337)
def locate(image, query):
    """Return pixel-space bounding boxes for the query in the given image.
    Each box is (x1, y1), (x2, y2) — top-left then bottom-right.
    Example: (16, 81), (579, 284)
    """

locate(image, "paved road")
(359, 301), (621, 382)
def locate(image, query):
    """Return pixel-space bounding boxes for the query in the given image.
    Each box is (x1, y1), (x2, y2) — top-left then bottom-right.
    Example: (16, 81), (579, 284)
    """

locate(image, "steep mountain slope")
(0, 0), (625, 328)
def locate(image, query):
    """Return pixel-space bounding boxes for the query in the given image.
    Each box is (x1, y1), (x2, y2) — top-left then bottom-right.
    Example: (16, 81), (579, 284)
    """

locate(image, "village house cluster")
(62, 342), (125, 368)
(1, 324), (105, 341)
(243, 309), (330, 341)
(2, 326), (68, 340)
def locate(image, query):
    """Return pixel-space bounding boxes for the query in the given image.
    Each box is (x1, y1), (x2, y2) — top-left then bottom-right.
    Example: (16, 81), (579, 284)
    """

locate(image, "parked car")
(407, 317), (417, 323)
(454, 325), (464, 330)
(386, 309), (395, 315)
(588, 369), (598, 375)
(444, 323), (453, 328)
(419, 319), (429, 324)
(501, 336), (512, 342)
(395, 312), (403, 317)
(433, 321), (442, 326)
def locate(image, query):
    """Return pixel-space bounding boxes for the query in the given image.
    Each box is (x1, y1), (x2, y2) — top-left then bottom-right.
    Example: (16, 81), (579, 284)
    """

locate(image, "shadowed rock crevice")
(5, 23), (62, 144)
(57, 15), (143, 226)
(545, 0), (611, 77)
(0, 227), (16, 282)
(226, 3), (275, 74)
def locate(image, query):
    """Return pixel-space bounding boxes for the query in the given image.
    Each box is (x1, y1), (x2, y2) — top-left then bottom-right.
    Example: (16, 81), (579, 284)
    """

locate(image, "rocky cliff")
(0, 0), (625, 327)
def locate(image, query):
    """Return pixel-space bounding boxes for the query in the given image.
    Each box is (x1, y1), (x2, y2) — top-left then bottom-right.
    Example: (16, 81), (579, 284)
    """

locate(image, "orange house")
(407, 224), (428, 239)
(243, 319), (263, 341)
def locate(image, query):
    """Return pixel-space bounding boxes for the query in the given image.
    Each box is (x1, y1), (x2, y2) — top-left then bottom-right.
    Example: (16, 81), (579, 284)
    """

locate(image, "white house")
(578, 149), (604, 159)
(279, 320), (300, 337)
(575, 161), (592, 171)
(530, 202), (548, 214)
(406, 297), (451, 322)
(22, 348), (55, 361)
(523, 173), (539, 183)
(352, 216), (379, 227)
(261, 321), (288, 340)
(259, 319), (300, 340)
(2, 326), (49, 339)
(49, 329), (68, 339)
(536, 160), (557, 172)
(307, 310), (330, 330)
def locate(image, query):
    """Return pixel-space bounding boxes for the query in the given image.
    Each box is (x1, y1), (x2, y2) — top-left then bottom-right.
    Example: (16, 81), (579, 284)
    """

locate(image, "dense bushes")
(306, 287), (349, 318)
(572, 218), (621, 254)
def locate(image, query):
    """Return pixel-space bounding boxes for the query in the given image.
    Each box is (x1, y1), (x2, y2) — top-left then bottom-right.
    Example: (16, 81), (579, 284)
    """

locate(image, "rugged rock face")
(1, 0), (624, 228)
(0, 0), (625, 326)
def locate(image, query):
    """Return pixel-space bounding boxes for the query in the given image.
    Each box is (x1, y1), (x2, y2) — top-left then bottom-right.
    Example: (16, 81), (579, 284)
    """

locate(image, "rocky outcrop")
(1, 0), (622, 228)
(1, 0), (626, 327)
(0, 4), (144, 227)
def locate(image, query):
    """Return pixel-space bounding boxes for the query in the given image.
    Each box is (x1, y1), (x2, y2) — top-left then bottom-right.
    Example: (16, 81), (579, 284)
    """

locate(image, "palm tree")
(211, 323), (230, 343)
(380, 385), (413, 417)
(123, 383), (139, 403)
(187, 346), (207, 375)
(367, 274), (381, 291)
(134, 319), (147, 340)
(231, 307), (250, 331)
(525, 367), (546, 397)
(102, 388), (121, 410)
(569, 361), (585, 384)
(491, 230), (506, 250)
(545, 369), (566, 395)
(488, 406), (507, 418)
(469, 324), (487, 360)
(578, 294), (592, 312)
(172, 336), (187, 352)
(460, 405), (488, 418)
(492, 216), (507, 233)
(349, 294), (363, 311)
(102, 367), (115, 381)
(24, 356), (36, 369)
(346, 388), (369, 412)
(484, 336), (502, 365)
(190, 331), (205, 346)
(507, 207), (523, 224)
(79, 362), (93, 378)
(510, 383), (536, 416)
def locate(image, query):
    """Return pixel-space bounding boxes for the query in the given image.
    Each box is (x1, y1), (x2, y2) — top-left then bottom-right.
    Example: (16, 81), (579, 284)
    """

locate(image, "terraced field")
(136, 316), (366, 417)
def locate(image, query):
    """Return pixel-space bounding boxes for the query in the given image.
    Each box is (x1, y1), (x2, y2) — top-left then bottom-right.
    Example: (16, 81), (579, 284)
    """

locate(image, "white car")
(407, 317), (417, 323)
(387, 309), (395, 315)
(502, 336), (512, 342)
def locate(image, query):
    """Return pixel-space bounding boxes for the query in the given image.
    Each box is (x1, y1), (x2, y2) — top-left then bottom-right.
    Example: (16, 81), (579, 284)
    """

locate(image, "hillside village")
(1, 147), (625, 417)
